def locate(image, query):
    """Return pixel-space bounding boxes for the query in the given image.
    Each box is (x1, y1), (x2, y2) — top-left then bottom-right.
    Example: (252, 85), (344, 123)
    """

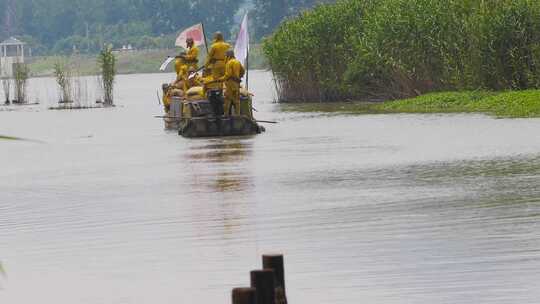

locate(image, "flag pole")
(246, 40), (249, 91)
(245, 13), (249, 91)
(201, 22), (209, 55)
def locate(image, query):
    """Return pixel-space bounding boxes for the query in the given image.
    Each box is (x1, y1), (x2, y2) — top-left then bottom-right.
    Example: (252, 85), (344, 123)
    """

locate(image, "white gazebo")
(0, 37), (25, 78)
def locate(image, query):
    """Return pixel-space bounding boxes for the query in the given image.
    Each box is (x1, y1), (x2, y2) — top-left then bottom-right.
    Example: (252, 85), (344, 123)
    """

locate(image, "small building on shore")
(0, 37), (25, 78)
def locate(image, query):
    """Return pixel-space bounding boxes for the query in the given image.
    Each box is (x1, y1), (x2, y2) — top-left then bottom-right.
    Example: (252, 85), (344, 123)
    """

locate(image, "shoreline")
(27, 45), (268, 78)
(280, 90), (540, 118)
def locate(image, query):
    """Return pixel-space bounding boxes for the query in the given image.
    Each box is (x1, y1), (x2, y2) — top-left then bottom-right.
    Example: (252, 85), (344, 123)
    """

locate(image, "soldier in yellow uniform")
(175, 52), (188, 80)
(184, 38), (199, 70)
(204, 32), (231, 80)
(219, 50), (245, 117)
(186, 67), (202, 89)
(162, 83), (172, 112)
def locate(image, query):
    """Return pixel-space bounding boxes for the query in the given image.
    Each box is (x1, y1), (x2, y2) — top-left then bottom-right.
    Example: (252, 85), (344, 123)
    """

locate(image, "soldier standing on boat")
(184, 38), (199, 70)
(203, 32), (231, 118)
(205, 32), (231, 80)
(219, 50), (245, 117)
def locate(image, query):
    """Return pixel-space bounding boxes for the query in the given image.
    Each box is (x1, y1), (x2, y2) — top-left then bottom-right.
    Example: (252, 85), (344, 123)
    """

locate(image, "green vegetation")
(2, 0), (327, 55)
(28, 50), (172, 76)
(252, 0), (335, 38)
(98, 47), (116, 106)
(27, 46), (268, 77)
(0, 135), (22, 140)
(263, 0), (365, 101)
(374, 91), (540, 118)
(1, 78), (11, 103)
(281, 90), (540, 118)
(13, 63), (29, 103)
(247, 44), (268, 70)
(1, 0), (241, 55)
(264, 0), (540, 102)
(53, 60), (73, 103)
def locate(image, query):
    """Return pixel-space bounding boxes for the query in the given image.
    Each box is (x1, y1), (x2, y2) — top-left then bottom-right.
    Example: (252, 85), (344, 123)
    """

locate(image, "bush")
(53, 60), (73, 103)
(263, 0), (371, 102)
(264, 0), (540, 102)
(13, 63), (30, 104)
(98, 47), (116, 106)
(473, 0), (540, 90)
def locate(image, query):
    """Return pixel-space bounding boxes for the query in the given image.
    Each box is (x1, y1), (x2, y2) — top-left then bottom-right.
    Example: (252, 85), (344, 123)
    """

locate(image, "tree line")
(0, 0), (330, 55)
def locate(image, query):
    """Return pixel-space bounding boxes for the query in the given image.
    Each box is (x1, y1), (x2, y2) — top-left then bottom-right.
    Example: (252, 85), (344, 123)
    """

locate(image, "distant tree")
(0, 0), (245, 53)
(253, 0), (336, 39)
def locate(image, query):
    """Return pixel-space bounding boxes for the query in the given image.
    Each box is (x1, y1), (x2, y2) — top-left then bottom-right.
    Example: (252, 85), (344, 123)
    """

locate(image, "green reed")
(54, 60), (73, 103)
(98, 46), (117, 106)
(13, 63), (30, 104)
(264, 0), (540, 102)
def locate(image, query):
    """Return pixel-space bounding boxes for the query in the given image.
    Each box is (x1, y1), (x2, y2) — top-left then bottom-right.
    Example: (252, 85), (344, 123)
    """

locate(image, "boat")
(162, 85), (265, 138)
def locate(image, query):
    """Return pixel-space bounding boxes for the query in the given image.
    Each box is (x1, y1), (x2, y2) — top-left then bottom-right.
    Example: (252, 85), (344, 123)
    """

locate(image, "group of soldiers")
(168, 31), (246, 117)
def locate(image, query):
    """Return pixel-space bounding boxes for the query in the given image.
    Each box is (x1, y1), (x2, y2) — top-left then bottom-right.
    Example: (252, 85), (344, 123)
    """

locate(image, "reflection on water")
(0, 72), (539, 304)
(185, 139), (253, 193)
(186, 140), (253, 164)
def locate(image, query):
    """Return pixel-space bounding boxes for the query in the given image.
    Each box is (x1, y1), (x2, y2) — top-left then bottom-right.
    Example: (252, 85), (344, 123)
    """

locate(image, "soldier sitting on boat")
(175, 51), (189, 81)
(162, 32), (248, 119)
(186, 67), (202, 89)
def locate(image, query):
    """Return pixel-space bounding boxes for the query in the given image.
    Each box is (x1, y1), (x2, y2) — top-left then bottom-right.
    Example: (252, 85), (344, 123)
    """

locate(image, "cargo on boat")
(162, 85), (265, 138)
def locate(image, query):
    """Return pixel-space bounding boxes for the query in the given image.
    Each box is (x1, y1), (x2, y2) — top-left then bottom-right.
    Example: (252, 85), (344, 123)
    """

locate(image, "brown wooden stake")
(263, 254), (287, 304)
(263, 254), (286, 291)
(250, 269), (275, 304)
(232, 287), (257, 304)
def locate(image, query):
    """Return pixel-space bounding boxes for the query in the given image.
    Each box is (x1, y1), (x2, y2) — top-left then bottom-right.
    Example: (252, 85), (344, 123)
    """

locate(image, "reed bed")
(264, 0), (540, 102)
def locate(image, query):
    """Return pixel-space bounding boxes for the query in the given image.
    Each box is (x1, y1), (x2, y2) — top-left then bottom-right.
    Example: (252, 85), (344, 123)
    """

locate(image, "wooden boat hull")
(162, 94), (265, 138)
(179, 116), (265, 138)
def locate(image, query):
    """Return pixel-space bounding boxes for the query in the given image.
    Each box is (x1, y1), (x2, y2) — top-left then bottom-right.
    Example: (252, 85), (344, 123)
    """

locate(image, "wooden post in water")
(232, 287), (257, 304)
(250, 269), (275, 304)
(263, 254), (287, 304)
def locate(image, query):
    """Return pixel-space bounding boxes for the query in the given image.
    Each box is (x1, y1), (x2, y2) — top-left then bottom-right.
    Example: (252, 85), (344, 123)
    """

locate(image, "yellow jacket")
(220, 58), (245, 83)
(205, 40), (231, 67)
(185, 46), (199, 67)
(175, 58), (188, 77)
(203, 75), (223, 91)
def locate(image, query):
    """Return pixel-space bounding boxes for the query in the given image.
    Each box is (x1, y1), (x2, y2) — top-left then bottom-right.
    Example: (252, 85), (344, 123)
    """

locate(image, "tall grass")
(13, 63), (30, 104)
(1, 78), (11, 104)
(54, 60), (73, 103)
(98, 47), (116, 106)
(263, 0), (371, 102)
(264, 0), (540, 102)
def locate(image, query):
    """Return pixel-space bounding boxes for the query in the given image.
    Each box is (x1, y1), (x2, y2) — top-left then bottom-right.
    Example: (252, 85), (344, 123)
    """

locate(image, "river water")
(1, 71), (539, 304)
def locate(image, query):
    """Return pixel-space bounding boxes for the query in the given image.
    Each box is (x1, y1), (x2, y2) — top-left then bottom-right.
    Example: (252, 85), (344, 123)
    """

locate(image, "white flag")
(175, 23), (206, 49)
(159, 57), (175, 71)
(234, 13), (250, 67)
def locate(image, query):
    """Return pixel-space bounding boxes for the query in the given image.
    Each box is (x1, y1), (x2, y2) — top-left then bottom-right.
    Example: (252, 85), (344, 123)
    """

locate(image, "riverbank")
(373, 91), (540, 118)
(27, 49), (171, 77)
(27, 45), (268, 77)
(282, 90), (540, 118)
